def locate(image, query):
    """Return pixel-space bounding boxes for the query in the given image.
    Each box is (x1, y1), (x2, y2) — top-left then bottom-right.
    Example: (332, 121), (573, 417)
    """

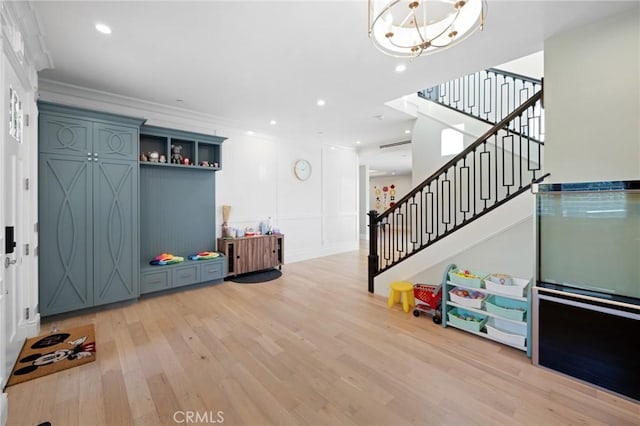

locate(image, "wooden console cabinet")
(217, 235), (284, 276)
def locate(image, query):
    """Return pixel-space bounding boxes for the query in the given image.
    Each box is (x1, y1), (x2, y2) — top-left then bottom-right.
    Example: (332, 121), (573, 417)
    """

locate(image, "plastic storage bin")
(449, 287), (487, 309)
(448, 269), (488, 288)
(447, 307), (488, 332)
(483, 276), (529, 297)
(485, 295), (527, 321)
(486, 317), (526, 347)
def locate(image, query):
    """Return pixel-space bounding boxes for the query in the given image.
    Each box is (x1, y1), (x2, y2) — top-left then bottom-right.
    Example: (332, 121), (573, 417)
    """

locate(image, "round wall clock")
(294, 159), (312, 181)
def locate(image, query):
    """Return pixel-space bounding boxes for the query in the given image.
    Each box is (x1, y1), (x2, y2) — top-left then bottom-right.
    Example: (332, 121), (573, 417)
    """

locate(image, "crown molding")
(38, 78), (241, 137)
(3, 1), (52, 72)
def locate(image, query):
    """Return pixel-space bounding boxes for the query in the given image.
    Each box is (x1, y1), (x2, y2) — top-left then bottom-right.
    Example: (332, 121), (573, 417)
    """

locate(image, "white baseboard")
(286, 241), (359, 263)
(21, 313), (40, 338)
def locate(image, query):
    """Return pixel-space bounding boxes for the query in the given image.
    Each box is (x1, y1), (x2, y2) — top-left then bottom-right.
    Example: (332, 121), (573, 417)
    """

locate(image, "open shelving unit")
(139, 125), (223, 169)
(139, 125), (227, 294)
(441, 263), (533, 356)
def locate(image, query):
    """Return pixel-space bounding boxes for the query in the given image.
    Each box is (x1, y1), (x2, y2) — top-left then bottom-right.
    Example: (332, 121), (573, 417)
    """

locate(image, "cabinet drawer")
(141, 270), (170, 294)
(201, 261), (224, 282)
(173, 265), (199, 287)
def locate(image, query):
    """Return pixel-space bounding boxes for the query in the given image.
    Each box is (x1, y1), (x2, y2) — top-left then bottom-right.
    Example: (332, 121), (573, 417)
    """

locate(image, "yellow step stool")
(388, 281), (415, 313)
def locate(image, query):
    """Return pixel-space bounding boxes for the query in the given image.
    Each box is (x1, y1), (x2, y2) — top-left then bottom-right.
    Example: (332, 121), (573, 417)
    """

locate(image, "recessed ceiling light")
(355, 140), (361, 145)
(391, 171), (397, 175)
(95, 23), (112, 34)
(270, 120), (277, 125)
(247, 130), (254, 135)
(317, 99), (326, 107)
(330, 146), (336, 150)
(395, 64), (406, 73)
(404, 129), (411, 134)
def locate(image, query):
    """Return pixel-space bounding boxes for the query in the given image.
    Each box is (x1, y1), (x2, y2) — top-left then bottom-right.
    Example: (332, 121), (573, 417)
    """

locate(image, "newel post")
(367, 210), (379, 294)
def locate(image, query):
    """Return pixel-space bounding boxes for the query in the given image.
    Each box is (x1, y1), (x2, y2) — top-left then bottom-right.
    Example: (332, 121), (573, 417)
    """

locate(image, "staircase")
(418, 68), (543, 140)
(368, 69), (546, 292)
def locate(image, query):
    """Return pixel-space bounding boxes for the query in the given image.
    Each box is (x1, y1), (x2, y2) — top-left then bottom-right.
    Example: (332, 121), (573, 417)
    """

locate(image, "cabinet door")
(261, 236), (279, 270)
(234, 239), (251, 275)
(94, 122), (138, 161)
(39, 114), (92, 158)
(38, 155), (93, 316)
(93, 160), (139, 305)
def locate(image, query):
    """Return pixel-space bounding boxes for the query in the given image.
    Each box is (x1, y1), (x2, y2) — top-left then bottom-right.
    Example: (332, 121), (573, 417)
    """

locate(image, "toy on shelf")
(188, 251), (220, 260)
(150, 253), (184, 266)
(171, 144), (183, 164)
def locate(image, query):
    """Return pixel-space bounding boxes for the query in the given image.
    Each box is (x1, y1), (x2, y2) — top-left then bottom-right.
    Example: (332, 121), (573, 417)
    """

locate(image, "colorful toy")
(150, 253), (185, 265)
(188, 251), (220, 260)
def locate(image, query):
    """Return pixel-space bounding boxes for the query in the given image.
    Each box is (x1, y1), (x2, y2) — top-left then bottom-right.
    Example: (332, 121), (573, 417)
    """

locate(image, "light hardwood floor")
(6, 249), (639, 426)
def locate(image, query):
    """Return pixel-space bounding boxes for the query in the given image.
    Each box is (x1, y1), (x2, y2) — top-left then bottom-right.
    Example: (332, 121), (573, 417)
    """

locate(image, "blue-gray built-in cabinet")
(138, 125), (226, 294)
(38, 102), (145, 316)
(38, 103), (227, 317)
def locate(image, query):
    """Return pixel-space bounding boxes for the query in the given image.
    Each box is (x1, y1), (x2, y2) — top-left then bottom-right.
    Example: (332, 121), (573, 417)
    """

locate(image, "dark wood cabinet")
(218, 235), (284, 276)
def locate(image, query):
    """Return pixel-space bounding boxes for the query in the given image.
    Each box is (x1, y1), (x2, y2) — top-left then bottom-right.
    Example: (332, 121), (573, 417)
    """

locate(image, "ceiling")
(31, 1), (635, 173)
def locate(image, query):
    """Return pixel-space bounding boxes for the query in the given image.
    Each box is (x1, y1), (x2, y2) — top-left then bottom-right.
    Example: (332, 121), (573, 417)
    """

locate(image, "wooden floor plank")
(6, 248), (639, 425)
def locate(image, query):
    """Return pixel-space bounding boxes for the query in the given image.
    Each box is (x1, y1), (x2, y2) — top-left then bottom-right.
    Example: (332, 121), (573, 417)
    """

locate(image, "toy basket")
(447, 307), (488, 332)
(448, 269), (488, 288)
(449, 287), (487, 309)
(413, 284), (442, 310)
(485, 295), (528, 321)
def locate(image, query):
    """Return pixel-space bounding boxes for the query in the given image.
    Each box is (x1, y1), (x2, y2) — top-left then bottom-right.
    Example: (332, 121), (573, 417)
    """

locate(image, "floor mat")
(229, 269), (282, 284)
(7, 324), (96, 387)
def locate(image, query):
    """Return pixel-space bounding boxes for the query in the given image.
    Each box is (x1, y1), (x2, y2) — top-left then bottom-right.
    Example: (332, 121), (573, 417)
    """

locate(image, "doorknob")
(5, 257), (17, 268)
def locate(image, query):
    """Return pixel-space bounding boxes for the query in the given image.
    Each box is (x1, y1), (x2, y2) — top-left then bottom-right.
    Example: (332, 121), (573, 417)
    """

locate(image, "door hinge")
(34, 222), (38, 233)
(25, 114), (30, 127)
(25, 243), (29, 255)
(25, 178), (29, 190)
(25, 307), (30, 320)
(35, 246), (39, 257)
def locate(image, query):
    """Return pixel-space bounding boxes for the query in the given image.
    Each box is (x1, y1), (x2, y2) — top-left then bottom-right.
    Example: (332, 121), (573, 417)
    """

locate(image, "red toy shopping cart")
(413, 284), (442, 324)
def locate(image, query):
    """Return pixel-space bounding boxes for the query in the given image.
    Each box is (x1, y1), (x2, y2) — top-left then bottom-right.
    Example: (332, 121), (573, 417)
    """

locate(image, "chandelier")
(368, 0), (487, 58)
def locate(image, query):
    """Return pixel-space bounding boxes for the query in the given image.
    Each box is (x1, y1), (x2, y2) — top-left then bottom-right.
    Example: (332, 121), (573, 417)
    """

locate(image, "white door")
(2, 58), (27, 386)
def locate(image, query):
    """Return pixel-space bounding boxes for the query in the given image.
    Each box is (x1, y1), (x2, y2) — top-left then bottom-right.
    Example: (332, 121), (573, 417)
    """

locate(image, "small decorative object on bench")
(188, 251), (220, 260)
(150, 253), (184, 265)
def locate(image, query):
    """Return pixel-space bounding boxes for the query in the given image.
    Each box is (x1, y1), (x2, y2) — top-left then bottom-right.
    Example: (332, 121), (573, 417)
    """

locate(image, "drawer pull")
(149, 279), (162, 284)
(180, 273), (191, 278)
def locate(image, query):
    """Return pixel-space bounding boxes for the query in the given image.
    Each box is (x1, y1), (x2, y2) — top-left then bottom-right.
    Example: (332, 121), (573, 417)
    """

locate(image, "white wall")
(497, 51), (544, 80)
(358, 164), (369, 239)
(544, 6), (640, 182)
(369, 174), (411, 211)
(411, 102), (491, 187)
(37, 81), (360, 265)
